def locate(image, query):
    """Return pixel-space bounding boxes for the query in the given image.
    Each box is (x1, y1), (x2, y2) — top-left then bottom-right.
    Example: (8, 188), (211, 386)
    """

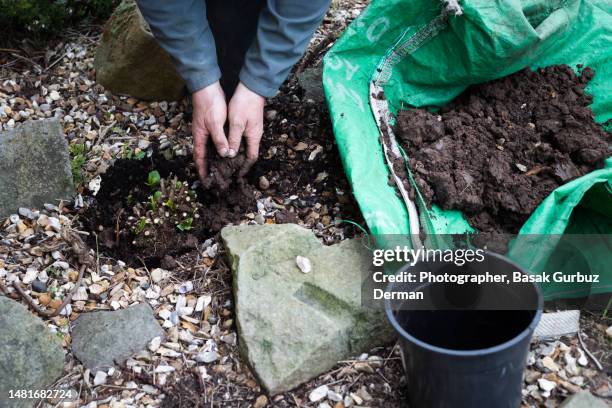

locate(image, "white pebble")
(195, 295), (212, 312)
(327, 390), (343, 402)
(154, 365), (175, 373)
(149, 336), (162, 352)
(538, 378), (556, 392)
(23, 267), (39, 284)
(309, 385), (329, 402)
(296, 255), (312, 274)
(93, 371), (107, 386)
(151, 268), (165, 283)
(177, 281), (193, 294)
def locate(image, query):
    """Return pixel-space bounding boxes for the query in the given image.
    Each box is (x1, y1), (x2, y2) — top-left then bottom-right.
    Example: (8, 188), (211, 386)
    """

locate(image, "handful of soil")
(202, 152), (248, 191)
(395, 65), (610, 234)
(199, 152), (256, 231)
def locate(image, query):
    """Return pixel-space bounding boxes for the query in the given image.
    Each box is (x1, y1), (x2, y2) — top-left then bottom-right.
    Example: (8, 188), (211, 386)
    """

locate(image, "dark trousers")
(206, 0), (266, 97)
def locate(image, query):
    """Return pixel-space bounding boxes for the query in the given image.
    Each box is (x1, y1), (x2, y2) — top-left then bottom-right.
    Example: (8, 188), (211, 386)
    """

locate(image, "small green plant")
(163, 198), (176, 211)
(45, 266), (62, 278)
(134, 218), (147, 235)
(177, 217), (193, 232)
(127, 175), (202, 247)
(69, 143), (86, 186)
(122, 146), (146, 160)
(148, 191), (162, 211)
(146, 170), (161, 188)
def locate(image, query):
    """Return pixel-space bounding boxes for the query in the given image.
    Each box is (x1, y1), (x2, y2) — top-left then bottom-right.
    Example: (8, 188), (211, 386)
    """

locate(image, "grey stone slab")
(221, 224), (395, 394)
(71, 303), (164, 371)
(0, 119), (73, 218)
(0, 297), (64, 408)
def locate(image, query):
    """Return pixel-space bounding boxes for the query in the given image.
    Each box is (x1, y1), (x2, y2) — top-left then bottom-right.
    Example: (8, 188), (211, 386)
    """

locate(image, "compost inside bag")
(322, 0), (612, 300)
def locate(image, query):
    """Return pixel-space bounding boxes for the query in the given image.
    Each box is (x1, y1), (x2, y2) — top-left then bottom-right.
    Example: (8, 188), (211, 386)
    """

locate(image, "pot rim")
(384, 251), (543, 357)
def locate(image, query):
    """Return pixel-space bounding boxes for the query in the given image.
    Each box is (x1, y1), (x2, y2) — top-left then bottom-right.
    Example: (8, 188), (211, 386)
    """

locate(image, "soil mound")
(83, 154), (255, 266)
(395, 65), (610, 234)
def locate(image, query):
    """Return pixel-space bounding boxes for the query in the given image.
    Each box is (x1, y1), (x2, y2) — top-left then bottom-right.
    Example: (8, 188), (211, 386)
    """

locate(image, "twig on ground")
(578, 331), (603, 370)
(12, 264), (87, 318)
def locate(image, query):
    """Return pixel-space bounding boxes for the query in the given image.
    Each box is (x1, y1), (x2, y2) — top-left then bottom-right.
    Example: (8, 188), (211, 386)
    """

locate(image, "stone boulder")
(94, 0), (186, 101)
(0, 297), (65, 408)
(71, 303), (164, 371)
(221, 224), (395, 394)
(0, 119), (73, 218)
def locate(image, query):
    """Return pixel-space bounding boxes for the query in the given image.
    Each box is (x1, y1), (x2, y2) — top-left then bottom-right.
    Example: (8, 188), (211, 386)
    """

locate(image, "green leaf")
(134, 218), (147, 234)
(146, 170), (161, 188)
(68, 143), (87, 186)
(135, 150), (146, 160)
(149, 196), (157, 211)
(164, 199), (176, 211)
(177, 217), (193, 232)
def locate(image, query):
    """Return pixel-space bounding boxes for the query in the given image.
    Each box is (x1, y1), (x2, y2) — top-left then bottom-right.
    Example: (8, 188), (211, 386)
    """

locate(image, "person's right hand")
(192, 81), (229, 181)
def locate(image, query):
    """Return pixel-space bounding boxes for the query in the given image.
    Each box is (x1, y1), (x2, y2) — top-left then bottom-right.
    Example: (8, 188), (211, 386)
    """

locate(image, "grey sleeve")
(240, 0), (331, 98)
(136, 0), (221, 93)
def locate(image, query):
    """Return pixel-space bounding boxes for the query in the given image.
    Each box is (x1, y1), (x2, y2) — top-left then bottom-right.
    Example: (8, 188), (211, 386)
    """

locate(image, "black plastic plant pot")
(384, 252), (543, 408)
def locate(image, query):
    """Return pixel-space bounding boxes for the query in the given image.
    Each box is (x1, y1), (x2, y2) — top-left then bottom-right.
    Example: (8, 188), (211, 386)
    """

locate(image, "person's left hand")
(227, 82), (265, 176)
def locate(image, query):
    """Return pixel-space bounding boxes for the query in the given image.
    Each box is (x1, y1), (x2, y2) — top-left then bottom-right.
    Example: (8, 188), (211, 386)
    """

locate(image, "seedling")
(163, 198), (176, 211)
(127, 174), (202, 248)
(146, 170), (161, 188)
(45, 265), (62, 278)
(122, 146), (146, 160)
(134, 218), (147, 235)
(177, 217), (193, 232)
(69, 143), (86, 186)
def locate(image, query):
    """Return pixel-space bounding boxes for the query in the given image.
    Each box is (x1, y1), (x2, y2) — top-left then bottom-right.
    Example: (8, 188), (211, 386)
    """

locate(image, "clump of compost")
(199, 152), (255, 231)
(395, 65), (610, 234)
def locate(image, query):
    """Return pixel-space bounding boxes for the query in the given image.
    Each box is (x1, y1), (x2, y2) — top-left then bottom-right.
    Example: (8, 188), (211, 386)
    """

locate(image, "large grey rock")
(0, 297), (64, 408)
(560, 391), (610, 408)
(221, 224), (395, 394)
(0, 119), (73, 218)
(71, 303), (164, 371)
(94, 0), (186, 101)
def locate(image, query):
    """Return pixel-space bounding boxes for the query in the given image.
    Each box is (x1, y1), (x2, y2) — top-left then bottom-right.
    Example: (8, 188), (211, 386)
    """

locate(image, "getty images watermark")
(365, 244), (602, 304)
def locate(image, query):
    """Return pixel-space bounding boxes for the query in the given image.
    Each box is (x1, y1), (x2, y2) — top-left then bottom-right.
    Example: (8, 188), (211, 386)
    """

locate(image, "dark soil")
(201, 152), (256, 231)
(395, 65), (610, 234)
(82, 153), (255, 267)
(82, 76), (364, 267)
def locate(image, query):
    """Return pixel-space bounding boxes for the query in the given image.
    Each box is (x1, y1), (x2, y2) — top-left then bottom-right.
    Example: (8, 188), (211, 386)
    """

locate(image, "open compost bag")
(322, 0), (612, 300)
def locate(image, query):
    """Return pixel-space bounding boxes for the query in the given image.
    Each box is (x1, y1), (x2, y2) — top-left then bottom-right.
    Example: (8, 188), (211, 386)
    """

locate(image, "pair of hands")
(192, 81), (265, 181)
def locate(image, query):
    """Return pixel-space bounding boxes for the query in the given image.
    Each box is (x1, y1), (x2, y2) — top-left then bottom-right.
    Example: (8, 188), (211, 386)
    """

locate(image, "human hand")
(227, 82), (265, 176)
(192, 81), (229, 181)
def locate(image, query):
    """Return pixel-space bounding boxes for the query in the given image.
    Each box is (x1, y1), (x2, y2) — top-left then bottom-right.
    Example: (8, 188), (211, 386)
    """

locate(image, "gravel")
(1, 0), (610, 406)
